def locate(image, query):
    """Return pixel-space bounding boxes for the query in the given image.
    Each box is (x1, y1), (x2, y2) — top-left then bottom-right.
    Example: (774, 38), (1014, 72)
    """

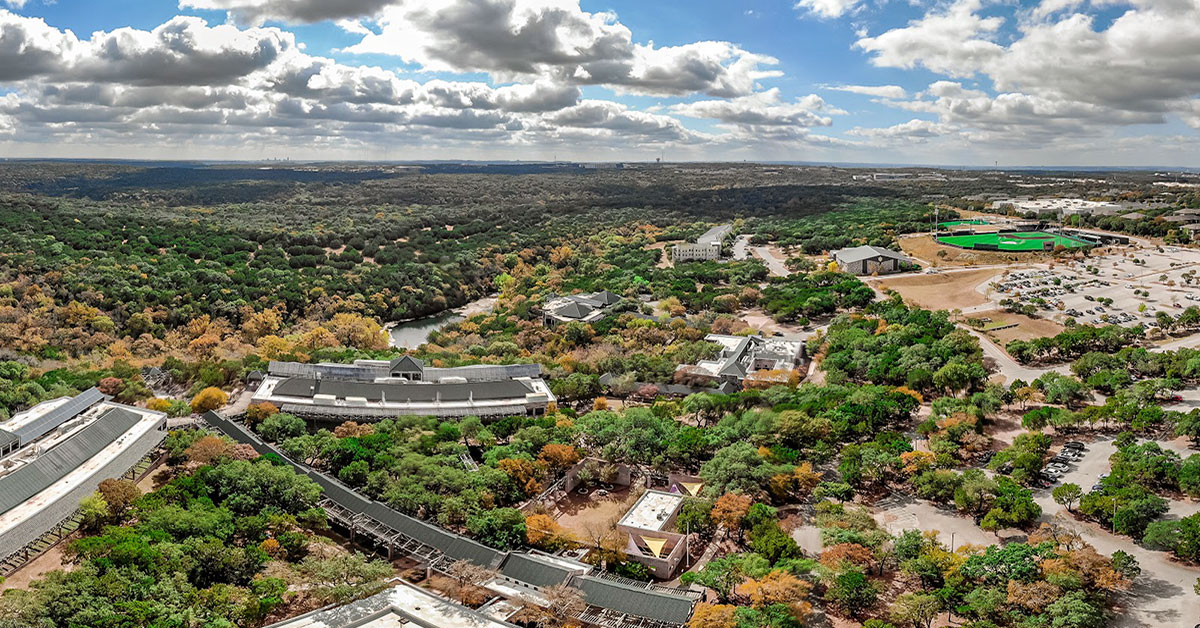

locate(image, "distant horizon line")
(2, 156), (1198, 174)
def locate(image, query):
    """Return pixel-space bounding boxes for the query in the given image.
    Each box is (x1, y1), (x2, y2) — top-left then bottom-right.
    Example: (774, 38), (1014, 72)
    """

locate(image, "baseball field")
(935, 231), (1092, 251)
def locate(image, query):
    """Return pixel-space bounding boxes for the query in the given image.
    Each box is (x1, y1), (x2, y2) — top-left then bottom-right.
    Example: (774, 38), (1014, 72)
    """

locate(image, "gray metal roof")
(833, 245), (910, 264)
(575, 576), (695, 624)
(269, 360), (541, 383)
(499, 553), (576, 588)
(274, 378), (535, 402)
(388, 355), (424, 372)
(552, 301), (594, 319)
(0, 406), (141, 516)
(590, 291), (622, 306)
(0, 431), (18, 451)
(8, 388), (105, 446)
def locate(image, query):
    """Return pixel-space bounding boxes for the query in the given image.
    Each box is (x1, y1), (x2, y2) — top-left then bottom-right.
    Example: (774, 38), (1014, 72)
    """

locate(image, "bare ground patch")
(876, 269), (1002, 310)
(645, 240), (682, 269)
(967, 310), (1065, 343)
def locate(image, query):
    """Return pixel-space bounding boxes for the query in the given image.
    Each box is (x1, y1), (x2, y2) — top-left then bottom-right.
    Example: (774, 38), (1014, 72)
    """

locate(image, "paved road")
(752, 246), (791, 277)
(965, 328), (1070, 384)
(1033, 438), (1200, 628)
(731, 234), (751, 261)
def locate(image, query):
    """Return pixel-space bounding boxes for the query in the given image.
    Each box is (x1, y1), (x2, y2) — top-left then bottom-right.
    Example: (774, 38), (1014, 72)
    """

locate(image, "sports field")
(938, 219), (990, 228)
(936, 231), (1091, 251)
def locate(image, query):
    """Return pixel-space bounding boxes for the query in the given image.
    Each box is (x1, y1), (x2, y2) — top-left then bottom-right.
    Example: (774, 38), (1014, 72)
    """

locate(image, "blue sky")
(0, 0), (1198, 165)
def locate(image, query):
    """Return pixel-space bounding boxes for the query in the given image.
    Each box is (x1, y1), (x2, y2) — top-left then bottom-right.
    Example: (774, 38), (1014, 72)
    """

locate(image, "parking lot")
(1028, 437), (1200, 628)
(988, 245), (1200, 329)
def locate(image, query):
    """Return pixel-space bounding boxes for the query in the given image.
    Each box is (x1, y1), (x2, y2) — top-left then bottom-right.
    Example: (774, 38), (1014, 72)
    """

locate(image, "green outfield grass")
(936, 231), (1092, 252)
(938, 219), (990, 228)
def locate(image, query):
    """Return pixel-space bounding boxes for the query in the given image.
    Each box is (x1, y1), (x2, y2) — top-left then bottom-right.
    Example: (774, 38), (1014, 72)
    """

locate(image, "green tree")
(259, 412), (306, 442)
(889, 592), (941, 628)
(1052, 483), (1083, 512)
(466, 508), (527, 550)
(826, 569), (878, 618)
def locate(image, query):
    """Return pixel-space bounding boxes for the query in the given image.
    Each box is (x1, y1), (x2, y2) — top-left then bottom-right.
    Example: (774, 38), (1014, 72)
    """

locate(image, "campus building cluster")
(0, 388), (166, 572)
(995, 198), (1124, 218)
(251, 357), (556, 420)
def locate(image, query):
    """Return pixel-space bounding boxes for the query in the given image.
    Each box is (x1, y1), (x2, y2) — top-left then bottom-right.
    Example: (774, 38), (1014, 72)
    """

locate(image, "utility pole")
(947, 531), (956, 624)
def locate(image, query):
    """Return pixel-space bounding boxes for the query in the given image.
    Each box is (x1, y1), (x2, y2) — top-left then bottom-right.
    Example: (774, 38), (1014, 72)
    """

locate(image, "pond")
(386, 295), (497, 349)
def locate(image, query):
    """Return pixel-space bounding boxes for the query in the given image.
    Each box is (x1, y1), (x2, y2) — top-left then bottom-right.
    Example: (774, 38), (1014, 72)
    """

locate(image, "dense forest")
(0, 162), (1190, 628)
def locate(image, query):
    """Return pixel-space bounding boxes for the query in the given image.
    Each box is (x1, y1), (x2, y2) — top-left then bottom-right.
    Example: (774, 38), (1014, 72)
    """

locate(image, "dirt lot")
(876, 269), (1002, 310)
(900, 235), (1047, 267)
(553, 487), (640, 538)
(644, 240), (681, 269)
(966, 310), (1065, 343)
(739, 308), (809, 337)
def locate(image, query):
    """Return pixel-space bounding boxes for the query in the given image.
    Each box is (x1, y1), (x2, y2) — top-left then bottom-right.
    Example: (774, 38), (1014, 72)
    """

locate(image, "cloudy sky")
(1, 0), (1199, 166)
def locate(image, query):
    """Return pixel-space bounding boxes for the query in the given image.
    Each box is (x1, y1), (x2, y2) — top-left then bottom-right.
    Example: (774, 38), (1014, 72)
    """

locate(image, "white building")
(252, 358), (556, 419)
(672, 224), (732, 262)
(266, 579), (520, 628)
(995, 198), (1123, 218)
(0, 389), (166, 570)
(676, 334), (806, 388)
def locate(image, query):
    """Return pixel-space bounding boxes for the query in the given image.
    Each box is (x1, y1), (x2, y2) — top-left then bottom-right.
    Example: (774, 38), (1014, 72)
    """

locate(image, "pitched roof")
(498, 553), (578, 588)
(833, 245), (910, 264)
(0, 406), (141, 517)
(5, 388), (106, 446)
(590, 290), (622, 306)
(719, 360), (747, 377)
(388, 355), (425, 372)
(574, 576), (695, 624)
(552, 301), (593, 320)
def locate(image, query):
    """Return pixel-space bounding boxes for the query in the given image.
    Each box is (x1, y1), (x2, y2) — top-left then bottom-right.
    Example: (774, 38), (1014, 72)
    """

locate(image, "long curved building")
(0, 389), (167, 571)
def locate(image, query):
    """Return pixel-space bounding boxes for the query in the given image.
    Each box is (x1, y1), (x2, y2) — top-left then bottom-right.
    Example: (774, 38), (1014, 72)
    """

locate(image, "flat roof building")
(672, 224), (731, 262)
(832, 245), (912, 276)
(995, 198), (1123, 218)
(614, 490), (688, 579)
(253, 359), (555, 419)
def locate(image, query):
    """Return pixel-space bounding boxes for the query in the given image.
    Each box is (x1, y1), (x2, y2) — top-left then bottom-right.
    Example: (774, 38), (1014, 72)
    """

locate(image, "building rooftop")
(272, 377), (538, 403)
(619, 490), (684, 532)
(2, 388), (106, 446)
(497, 551), (587, 588)
(0, 402), (166, 556)
(575, 576), (696, 625)
(266, 580), (518, 628)
(833, 245), (910, 264)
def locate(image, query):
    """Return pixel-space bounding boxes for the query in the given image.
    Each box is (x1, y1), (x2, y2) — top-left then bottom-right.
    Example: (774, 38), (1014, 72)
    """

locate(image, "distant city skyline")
(0, 0), (1198, 166)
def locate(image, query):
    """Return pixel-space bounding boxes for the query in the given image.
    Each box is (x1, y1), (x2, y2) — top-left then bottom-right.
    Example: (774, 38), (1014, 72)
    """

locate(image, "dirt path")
(0, 542), (72, 592)
(645, 241), (680, 269)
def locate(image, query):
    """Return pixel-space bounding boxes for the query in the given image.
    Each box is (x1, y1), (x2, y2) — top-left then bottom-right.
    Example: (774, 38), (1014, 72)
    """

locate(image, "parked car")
(1064, 441), (1085, 450)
